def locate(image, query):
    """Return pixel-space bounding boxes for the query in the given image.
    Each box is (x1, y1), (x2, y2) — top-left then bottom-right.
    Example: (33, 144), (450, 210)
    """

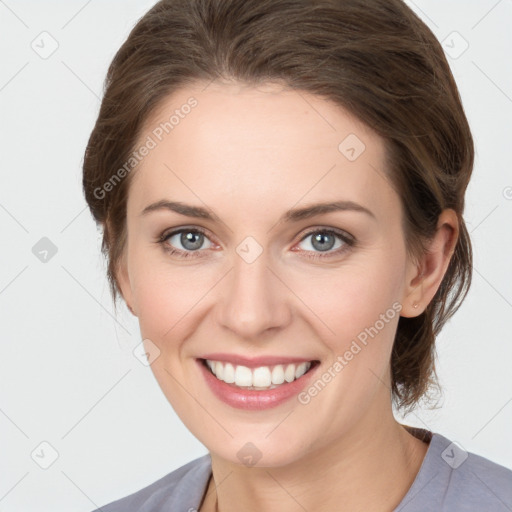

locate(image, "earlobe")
(401, 209), (459, 318)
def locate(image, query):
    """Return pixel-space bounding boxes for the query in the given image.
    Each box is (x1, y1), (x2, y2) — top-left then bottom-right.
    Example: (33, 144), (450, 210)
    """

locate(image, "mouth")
(200, 358), (320, 391)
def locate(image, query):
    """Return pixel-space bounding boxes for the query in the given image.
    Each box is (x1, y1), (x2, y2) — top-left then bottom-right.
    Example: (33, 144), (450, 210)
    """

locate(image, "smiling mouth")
(201, 358), (319, 390)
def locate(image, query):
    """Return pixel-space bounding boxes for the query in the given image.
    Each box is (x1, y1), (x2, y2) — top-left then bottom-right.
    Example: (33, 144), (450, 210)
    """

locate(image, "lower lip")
(197, 359), (318, 410)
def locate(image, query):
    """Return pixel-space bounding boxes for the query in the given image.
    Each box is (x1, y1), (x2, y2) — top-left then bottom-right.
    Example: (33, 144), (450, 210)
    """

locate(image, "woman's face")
(118, 81), (419, 467)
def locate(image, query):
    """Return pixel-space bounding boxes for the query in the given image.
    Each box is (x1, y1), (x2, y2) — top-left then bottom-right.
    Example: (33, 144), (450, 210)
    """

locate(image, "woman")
(83, 0), (512, 510)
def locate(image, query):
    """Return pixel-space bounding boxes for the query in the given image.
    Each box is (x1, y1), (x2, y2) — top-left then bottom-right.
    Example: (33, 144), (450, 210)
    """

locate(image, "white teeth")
(284, 364), (296, 383)
(234, 365), (253, 387)
(295, 362), (308, 379)
(253, 366), (272, 387)
(205, 359), (312, 389)
(223, 362), (235, 383)
(271, 365), (285, 385)
(214, 361), (224, 381)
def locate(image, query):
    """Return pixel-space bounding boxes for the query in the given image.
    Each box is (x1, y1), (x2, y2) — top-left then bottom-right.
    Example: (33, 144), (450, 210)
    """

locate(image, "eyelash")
(156, 226), (356, 261)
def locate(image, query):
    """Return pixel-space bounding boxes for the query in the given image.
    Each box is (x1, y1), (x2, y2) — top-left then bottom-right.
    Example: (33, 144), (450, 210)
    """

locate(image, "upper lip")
(199, 353), (317, 368)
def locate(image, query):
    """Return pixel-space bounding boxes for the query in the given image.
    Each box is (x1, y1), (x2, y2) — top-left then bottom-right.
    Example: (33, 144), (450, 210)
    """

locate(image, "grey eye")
(167, 230), (212, 251)
(298, 231), (345, 253)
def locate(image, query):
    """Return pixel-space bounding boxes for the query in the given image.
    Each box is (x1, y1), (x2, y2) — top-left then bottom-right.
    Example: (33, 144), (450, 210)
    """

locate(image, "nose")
(216, 247), (292, 341)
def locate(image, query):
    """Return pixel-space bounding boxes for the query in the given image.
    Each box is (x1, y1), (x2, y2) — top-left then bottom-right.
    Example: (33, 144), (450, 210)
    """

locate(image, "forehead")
(128, 81), (398, 221)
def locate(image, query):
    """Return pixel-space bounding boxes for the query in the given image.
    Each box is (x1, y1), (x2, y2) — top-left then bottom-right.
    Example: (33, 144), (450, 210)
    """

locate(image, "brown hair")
(82, 0), (474, 412)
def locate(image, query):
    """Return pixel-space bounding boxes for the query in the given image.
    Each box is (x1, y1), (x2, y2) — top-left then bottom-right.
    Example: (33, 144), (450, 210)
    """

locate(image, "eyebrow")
(140, 199), (376, 223)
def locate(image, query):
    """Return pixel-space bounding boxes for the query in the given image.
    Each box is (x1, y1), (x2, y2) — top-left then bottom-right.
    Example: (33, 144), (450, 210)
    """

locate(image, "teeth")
(284, 364), (296, 383)
(223, 362), (235, 383)
(295, 362), (308, 379)
(271, 365), (285, 385)
(214, 361), (224, 381)
(253, 366), (271, 387)
(234, 365), (252, 387)
(205, 359), (312, 389)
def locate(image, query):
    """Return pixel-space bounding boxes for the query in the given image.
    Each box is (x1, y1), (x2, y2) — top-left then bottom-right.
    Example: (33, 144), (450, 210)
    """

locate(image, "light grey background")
(0, 1), (511, 510)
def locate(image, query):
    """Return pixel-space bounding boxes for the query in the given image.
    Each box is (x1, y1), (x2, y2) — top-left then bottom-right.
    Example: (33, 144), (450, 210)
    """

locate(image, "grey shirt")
(91, 429), (512, 511)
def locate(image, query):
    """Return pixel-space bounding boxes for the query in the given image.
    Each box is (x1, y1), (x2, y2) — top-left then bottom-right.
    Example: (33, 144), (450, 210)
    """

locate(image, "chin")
(205, 434), (315, 469)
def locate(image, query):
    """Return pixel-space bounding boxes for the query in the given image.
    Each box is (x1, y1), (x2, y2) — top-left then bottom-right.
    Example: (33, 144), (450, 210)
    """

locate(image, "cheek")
(129, 253), (217, 343)
(296, 253), (404, 340)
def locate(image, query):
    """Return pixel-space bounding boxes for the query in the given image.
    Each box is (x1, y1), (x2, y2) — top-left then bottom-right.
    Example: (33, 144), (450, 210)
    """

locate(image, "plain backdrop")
(0, 1), (511, 510)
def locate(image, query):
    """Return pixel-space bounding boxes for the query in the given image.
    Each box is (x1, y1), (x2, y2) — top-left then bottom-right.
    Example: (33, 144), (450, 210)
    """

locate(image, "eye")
(156, 226), (355, 261)
(157, 227), (213, 258)
(294, 228), (355, 260)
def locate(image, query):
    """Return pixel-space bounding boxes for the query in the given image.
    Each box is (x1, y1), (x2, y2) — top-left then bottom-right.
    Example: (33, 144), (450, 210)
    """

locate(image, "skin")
(116, 80), (458, 512)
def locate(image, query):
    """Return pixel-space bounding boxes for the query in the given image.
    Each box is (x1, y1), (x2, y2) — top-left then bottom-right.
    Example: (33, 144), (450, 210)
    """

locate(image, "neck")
(200, 399), (429, 512)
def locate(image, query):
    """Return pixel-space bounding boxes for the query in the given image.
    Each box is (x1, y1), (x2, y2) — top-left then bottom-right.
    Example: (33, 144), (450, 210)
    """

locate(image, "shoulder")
(89, 454), (212, 512)
(440, 439), (512, 510)
(397, 431), (512, 512)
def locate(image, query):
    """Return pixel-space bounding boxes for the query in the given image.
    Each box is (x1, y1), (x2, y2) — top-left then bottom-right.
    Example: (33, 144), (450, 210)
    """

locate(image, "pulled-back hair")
(82, 0), (474, 412)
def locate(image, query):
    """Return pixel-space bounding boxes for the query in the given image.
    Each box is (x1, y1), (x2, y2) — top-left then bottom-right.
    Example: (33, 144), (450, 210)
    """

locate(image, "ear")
(116, 251), (138, 317)
(400, 209), (459, 318)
